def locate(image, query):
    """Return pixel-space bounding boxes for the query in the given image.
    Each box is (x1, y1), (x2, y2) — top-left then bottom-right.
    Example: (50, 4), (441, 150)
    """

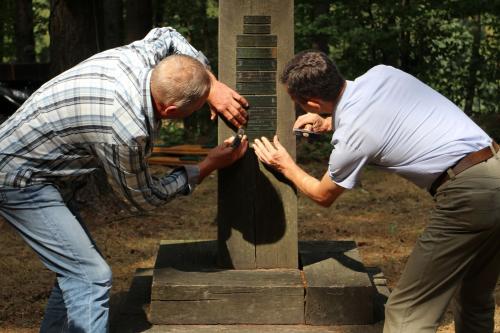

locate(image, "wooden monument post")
(217, 0), (297, 269)
(139, 1), (383, 330)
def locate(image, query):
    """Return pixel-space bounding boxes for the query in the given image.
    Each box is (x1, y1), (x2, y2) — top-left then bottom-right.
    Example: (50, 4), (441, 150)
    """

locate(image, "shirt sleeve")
(127, 27), (210, 69)
(328, 140), (370, 189)
(93, 142), (200, 211)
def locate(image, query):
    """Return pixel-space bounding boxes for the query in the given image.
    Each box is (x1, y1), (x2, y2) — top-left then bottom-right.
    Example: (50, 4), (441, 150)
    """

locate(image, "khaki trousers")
(384, 145), (500, 333)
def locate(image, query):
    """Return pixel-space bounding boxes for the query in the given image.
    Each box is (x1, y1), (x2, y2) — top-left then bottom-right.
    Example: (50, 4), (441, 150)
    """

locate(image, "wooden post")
(217, 0), (297, 269)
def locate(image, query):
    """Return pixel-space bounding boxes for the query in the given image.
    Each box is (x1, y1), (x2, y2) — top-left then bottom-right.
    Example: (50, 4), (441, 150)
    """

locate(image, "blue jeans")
(0, 184), (112, 333)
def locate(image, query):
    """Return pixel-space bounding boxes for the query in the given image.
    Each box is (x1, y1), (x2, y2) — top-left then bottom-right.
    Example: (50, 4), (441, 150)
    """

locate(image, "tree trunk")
(15, 0), (35, 63)
(398, 0), (411, 71)
(49, 0), (100, 76)
(464, 14), (481, 115)
(0, 6), (4, 62)
(102, 0), (123, 50)
(311, 1), (329, 53)
(124, 0), (152, 43)
(153, 0), (166, 27)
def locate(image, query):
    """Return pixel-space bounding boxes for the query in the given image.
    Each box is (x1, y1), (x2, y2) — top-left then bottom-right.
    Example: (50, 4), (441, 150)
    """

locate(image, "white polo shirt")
(328, 65), (491, 190)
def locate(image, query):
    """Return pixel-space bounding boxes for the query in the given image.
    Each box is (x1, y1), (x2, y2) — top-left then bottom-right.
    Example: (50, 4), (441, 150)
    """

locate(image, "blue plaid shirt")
(0, 28), (209, 211)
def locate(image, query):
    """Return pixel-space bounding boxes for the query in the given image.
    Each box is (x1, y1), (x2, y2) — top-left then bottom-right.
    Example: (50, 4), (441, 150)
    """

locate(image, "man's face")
(291, 96), (333, 115)
(285, 85), (332, 115)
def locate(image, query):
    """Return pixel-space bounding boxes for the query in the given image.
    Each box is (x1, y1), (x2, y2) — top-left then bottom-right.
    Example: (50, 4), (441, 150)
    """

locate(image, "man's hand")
(254, 135), (344, 207)
(294, 113), (332, 133)
(253, 135), (296, 175)
(198, 135), (248, 182)
(207, 72), (248, 128)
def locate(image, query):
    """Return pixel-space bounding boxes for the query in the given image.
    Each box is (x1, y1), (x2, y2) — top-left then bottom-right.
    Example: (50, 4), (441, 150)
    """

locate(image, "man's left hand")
(207, 78), (248, 128)
(253, 135), (295, 174)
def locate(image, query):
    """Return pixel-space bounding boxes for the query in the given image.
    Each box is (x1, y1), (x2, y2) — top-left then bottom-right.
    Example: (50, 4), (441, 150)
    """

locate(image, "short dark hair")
(280, 51), (345, 103)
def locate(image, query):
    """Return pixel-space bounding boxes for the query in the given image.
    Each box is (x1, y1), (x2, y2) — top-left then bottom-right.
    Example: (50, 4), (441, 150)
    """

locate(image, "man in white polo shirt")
(253, 51), (499, 333)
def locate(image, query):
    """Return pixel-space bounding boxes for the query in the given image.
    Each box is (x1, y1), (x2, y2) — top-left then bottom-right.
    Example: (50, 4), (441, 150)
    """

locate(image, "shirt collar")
(142, 69), (161, 145)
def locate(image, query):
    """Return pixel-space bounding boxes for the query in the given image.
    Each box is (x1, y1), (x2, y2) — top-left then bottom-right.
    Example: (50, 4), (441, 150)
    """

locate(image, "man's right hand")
(198, 136), (248, 183)
(293, 113), (332, 133)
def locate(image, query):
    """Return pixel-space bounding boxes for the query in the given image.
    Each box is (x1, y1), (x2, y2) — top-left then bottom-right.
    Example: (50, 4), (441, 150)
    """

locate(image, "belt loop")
(491, 141), (499, 159)
(446, 168), (456, 180)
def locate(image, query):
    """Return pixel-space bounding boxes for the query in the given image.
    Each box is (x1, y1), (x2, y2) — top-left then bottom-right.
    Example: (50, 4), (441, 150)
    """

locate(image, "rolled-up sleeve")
(128, 27), (210, 68)
(94, 142), (199, 211)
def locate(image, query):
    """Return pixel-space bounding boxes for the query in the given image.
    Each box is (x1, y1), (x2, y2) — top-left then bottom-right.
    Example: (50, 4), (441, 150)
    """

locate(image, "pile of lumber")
(148, 144), (211, 167)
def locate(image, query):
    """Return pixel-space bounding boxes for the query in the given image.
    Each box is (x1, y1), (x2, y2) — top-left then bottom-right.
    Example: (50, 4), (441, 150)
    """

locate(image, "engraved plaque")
(237, 16), (277, 141)
(237, 35), (277, 47)
(244, 95), (277, 107)
(247, 107), (277, 119)
(237, 71), (276, 82)
(236, 82), (276, 95)
(243, 24), (271, 34)
(236, 59), (277, 71)
(237, 47), (277, 59)
(244, 16), (271, 24)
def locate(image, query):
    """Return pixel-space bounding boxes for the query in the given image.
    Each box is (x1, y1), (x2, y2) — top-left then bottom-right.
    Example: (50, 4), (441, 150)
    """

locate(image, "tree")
(49, 0), (100, 76)
(15, 0), (36, 63)
(102, 0), (124, 50)
(124, 0), (152, 43)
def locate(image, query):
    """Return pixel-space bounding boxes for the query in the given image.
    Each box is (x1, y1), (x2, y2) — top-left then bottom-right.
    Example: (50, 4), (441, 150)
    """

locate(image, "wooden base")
(142, 240), (384, 326)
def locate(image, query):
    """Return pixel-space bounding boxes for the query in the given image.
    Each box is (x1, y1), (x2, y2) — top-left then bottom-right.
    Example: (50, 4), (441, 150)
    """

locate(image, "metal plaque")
(237, 16), (277, 141)
(244, 16), (271, 24)
(236, 71), (276, 82)
(237, 47), (277, 59)
(247, 107), (277, 118)
(236, 59), (277, 71)
(243, 24), (271, 34)
(243, 95), (277, 107)
(237, 35), (277, 47)
(236, 82), (276, 95)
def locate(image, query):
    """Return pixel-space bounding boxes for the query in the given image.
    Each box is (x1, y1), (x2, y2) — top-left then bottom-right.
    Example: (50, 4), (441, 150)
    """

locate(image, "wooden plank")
(120, 268), (153, 315)
(236, 59), (277, 71)
(300, 241), (375, 325)
(153, 145), (210, 156)
(243, 24), (271, 34)
(146, 324), (382, 333)
(218, 0), (297, 270)
(244, 16), (271, 24)
(237, 35), (277, 47)
(148, 156), (199, 166)
(236, 71), (276, 82)
(150, 268), (304, 325)
(366, 267), (390, 322)
(154, 240), (218, 270)
(237, 47), (277, 59)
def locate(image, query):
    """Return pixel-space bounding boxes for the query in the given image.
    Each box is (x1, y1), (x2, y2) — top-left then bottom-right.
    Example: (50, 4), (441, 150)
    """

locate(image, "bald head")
(150, 54), (211, 113)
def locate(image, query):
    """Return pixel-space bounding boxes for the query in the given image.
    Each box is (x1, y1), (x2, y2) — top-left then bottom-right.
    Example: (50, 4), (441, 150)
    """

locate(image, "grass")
(0, 162), (498, 332)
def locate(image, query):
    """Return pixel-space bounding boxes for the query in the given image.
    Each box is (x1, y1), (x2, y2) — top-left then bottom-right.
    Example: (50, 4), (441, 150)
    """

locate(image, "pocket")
(436, 186), (500, 231)
(0, 184), (65, 209)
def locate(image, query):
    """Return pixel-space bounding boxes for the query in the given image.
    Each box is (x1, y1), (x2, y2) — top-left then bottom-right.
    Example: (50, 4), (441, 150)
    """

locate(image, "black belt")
(429, 141), (499, 196)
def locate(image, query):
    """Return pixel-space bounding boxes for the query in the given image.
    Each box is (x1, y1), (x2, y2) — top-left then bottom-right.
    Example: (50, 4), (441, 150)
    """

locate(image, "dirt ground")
(0, 162), (498, 332)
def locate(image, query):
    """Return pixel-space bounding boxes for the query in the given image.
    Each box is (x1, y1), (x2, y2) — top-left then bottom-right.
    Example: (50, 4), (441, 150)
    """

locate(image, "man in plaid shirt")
(0, 28), (248, 332)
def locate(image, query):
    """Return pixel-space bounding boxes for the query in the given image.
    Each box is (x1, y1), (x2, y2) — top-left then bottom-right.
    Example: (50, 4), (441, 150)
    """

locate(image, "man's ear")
(160, 104), (180, 119)
(305, 99), (322, 112)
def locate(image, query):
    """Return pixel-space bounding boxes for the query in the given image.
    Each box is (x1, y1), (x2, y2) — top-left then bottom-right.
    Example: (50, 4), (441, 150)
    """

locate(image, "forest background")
(0, 0), (498, 144)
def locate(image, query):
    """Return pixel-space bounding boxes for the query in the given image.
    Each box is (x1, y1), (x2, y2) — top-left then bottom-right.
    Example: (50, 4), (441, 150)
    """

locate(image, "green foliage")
(158, 121), (185, 147)
(296, 137), (332, 164)
(33, 0), (50, 62)
(0, 0), (15, 62)
(295, 0), (500, 115)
